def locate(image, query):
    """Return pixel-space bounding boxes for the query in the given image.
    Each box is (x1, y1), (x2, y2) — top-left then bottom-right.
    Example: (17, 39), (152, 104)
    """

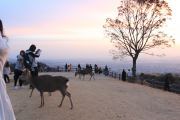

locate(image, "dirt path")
(6, 72), (180, 120)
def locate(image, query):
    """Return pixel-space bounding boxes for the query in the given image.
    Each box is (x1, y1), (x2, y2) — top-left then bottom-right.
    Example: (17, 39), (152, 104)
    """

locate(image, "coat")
(0, 34), (16, 120)
(122, 71), (126, 81)
(3, 61), (11, 75)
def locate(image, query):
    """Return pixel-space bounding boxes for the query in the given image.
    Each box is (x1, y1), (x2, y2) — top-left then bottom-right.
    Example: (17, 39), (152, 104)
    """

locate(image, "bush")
(158, 73), (175, 84)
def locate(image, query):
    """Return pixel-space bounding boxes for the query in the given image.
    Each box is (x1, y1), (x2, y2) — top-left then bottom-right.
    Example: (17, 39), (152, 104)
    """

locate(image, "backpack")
(24, 54), (32, 69)
(5, 61), (11, 67)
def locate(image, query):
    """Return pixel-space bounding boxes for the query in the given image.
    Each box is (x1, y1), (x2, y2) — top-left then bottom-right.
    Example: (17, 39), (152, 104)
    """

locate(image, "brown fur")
(19, 70), (73, 109)
(75, 68), (95, 81)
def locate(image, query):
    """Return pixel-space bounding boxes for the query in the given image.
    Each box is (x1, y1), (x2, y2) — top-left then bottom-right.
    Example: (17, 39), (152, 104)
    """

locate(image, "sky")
(0, 0), (180, 62)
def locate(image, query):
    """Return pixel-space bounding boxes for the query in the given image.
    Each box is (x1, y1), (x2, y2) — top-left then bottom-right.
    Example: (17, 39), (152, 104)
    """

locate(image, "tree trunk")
(132, 57), (137, 77)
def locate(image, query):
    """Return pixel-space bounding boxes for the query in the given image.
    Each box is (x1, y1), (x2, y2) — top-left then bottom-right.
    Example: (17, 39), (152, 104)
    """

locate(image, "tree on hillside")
(103, 0), (175, 77)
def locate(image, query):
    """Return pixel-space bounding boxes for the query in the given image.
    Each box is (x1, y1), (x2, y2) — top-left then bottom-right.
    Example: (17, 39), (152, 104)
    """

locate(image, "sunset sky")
(0, 0), (180, 61)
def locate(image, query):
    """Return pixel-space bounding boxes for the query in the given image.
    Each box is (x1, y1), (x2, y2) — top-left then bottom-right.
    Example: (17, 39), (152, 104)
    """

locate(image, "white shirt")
(127, 71), (131, 76)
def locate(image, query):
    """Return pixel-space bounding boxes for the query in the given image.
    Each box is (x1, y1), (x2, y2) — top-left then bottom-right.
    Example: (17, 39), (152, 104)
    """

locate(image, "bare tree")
(103, 0), (175, 77)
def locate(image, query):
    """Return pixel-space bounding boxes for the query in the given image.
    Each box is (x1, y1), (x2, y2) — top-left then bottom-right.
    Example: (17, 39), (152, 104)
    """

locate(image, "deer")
(19, 69), (73, 109)
(75, 68), (95, 81)
(28, 75), (52, 97)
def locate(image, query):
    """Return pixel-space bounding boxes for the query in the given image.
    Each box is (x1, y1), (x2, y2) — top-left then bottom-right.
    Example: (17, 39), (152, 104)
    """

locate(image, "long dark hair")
(20, 50), (26, 57)
(0, 20), (8, 40)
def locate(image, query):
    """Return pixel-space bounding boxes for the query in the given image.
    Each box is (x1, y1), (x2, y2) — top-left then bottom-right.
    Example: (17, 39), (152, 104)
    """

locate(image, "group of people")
(13, 44), (42, 89)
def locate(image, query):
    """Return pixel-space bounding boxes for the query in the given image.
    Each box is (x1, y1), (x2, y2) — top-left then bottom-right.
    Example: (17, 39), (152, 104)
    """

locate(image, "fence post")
(119, 74), (120, 80)
(115, 73), (116, 79)
(141, 78), (143, 85)
(112, 72), (113, 78)
(131, 77), (134, 83)
(152, 79), (154, 88)
(179, 85), (180, 95)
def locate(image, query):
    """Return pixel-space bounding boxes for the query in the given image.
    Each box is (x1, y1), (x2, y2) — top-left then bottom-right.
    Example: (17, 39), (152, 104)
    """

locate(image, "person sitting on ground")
(14, 50), (26, 90)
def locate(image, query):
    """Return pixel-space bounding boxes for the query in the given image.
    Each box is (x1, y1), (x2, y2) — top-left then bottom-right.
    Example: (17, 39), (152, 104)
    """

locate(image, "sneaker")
(14, 86), (18, 90)
(20, 86), (25, 89)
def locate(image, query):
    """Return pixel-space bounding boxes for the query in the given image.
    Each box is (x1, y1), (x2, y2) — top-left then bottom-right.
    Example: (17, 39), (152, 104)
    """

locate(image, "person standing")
(127, 69), (131, 82)
(3, 59), (11, 83)
(78, 64), (81, 71)
(57, 66), (59, 72)
(98, 67), (102, 75)
(65, 63), (68, 72)
(0, 19), (16, 120)
(26, 44), (42, 89)
(105, 65), (108, 76)
(164, 76), (170, 92)
(89, 64), (92, 70)
(14, 50), (26, 90)
(108, 68), (111, 77)
(122, 69), (126, 81)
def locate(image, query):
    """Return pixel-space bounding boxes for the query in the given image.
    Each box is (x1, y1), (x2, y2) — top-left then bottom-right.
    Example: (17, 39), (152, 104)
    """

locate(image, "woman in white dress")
(0, 20), (16, 120)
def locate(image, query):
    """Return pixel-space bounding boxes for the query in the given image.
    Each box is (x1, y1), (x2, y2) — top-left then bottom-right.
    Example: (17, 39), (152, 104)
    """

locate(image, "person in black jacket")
(122, 69), (126, 81)
(78, 64), (81, 70)
(164, 76), (170, 92)
(26, 44), (42, 89)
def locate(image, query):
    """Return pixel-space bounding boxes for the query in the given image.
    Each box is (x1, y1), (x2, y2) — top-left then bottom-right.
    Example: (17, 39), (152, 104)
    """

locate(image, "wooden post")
(112, 72), (113, 78)
(152, 79), (154, 88)
(119, 74), (120, 80)
(179, 85), (180, 95)
(141, 79), (143, 85)
(115, 73), (116, 79)
(70, 64), (72, 72)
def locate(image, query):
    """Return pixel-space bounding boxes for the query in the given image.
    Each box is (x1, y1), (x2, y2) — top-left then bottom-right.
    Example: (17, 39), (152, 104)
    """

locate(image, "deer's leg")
(66, 92), (73, 109)
(29, 87), (35, 97)
(39, 91), (44, 108)
(59, 94), (65, 107)
(42, 92), (45, 106)
(93, 74), (95, 80)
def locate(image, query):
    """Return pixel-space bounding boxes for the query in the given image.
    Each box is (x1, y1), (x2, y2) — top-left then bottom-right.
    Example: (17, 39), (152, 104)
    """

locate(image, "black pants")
(14, 69), (23, 87)
(4, 74), (10, 83)
(164, 84), (170, 92)
(30, 67), (38, 88)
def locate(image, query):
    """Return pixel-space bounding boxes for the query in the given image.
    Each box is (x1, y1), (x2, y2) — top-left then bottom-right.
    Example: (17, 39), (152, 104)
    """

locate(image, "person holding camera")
(26, 44), (42, 89)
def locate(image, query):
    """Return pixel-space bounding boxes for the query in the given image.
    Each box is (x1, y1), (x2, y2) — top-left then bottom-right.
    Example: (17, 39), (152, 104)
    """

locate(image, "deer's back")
(80, 69), (92, 75)
(32, 75), (69, 92)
